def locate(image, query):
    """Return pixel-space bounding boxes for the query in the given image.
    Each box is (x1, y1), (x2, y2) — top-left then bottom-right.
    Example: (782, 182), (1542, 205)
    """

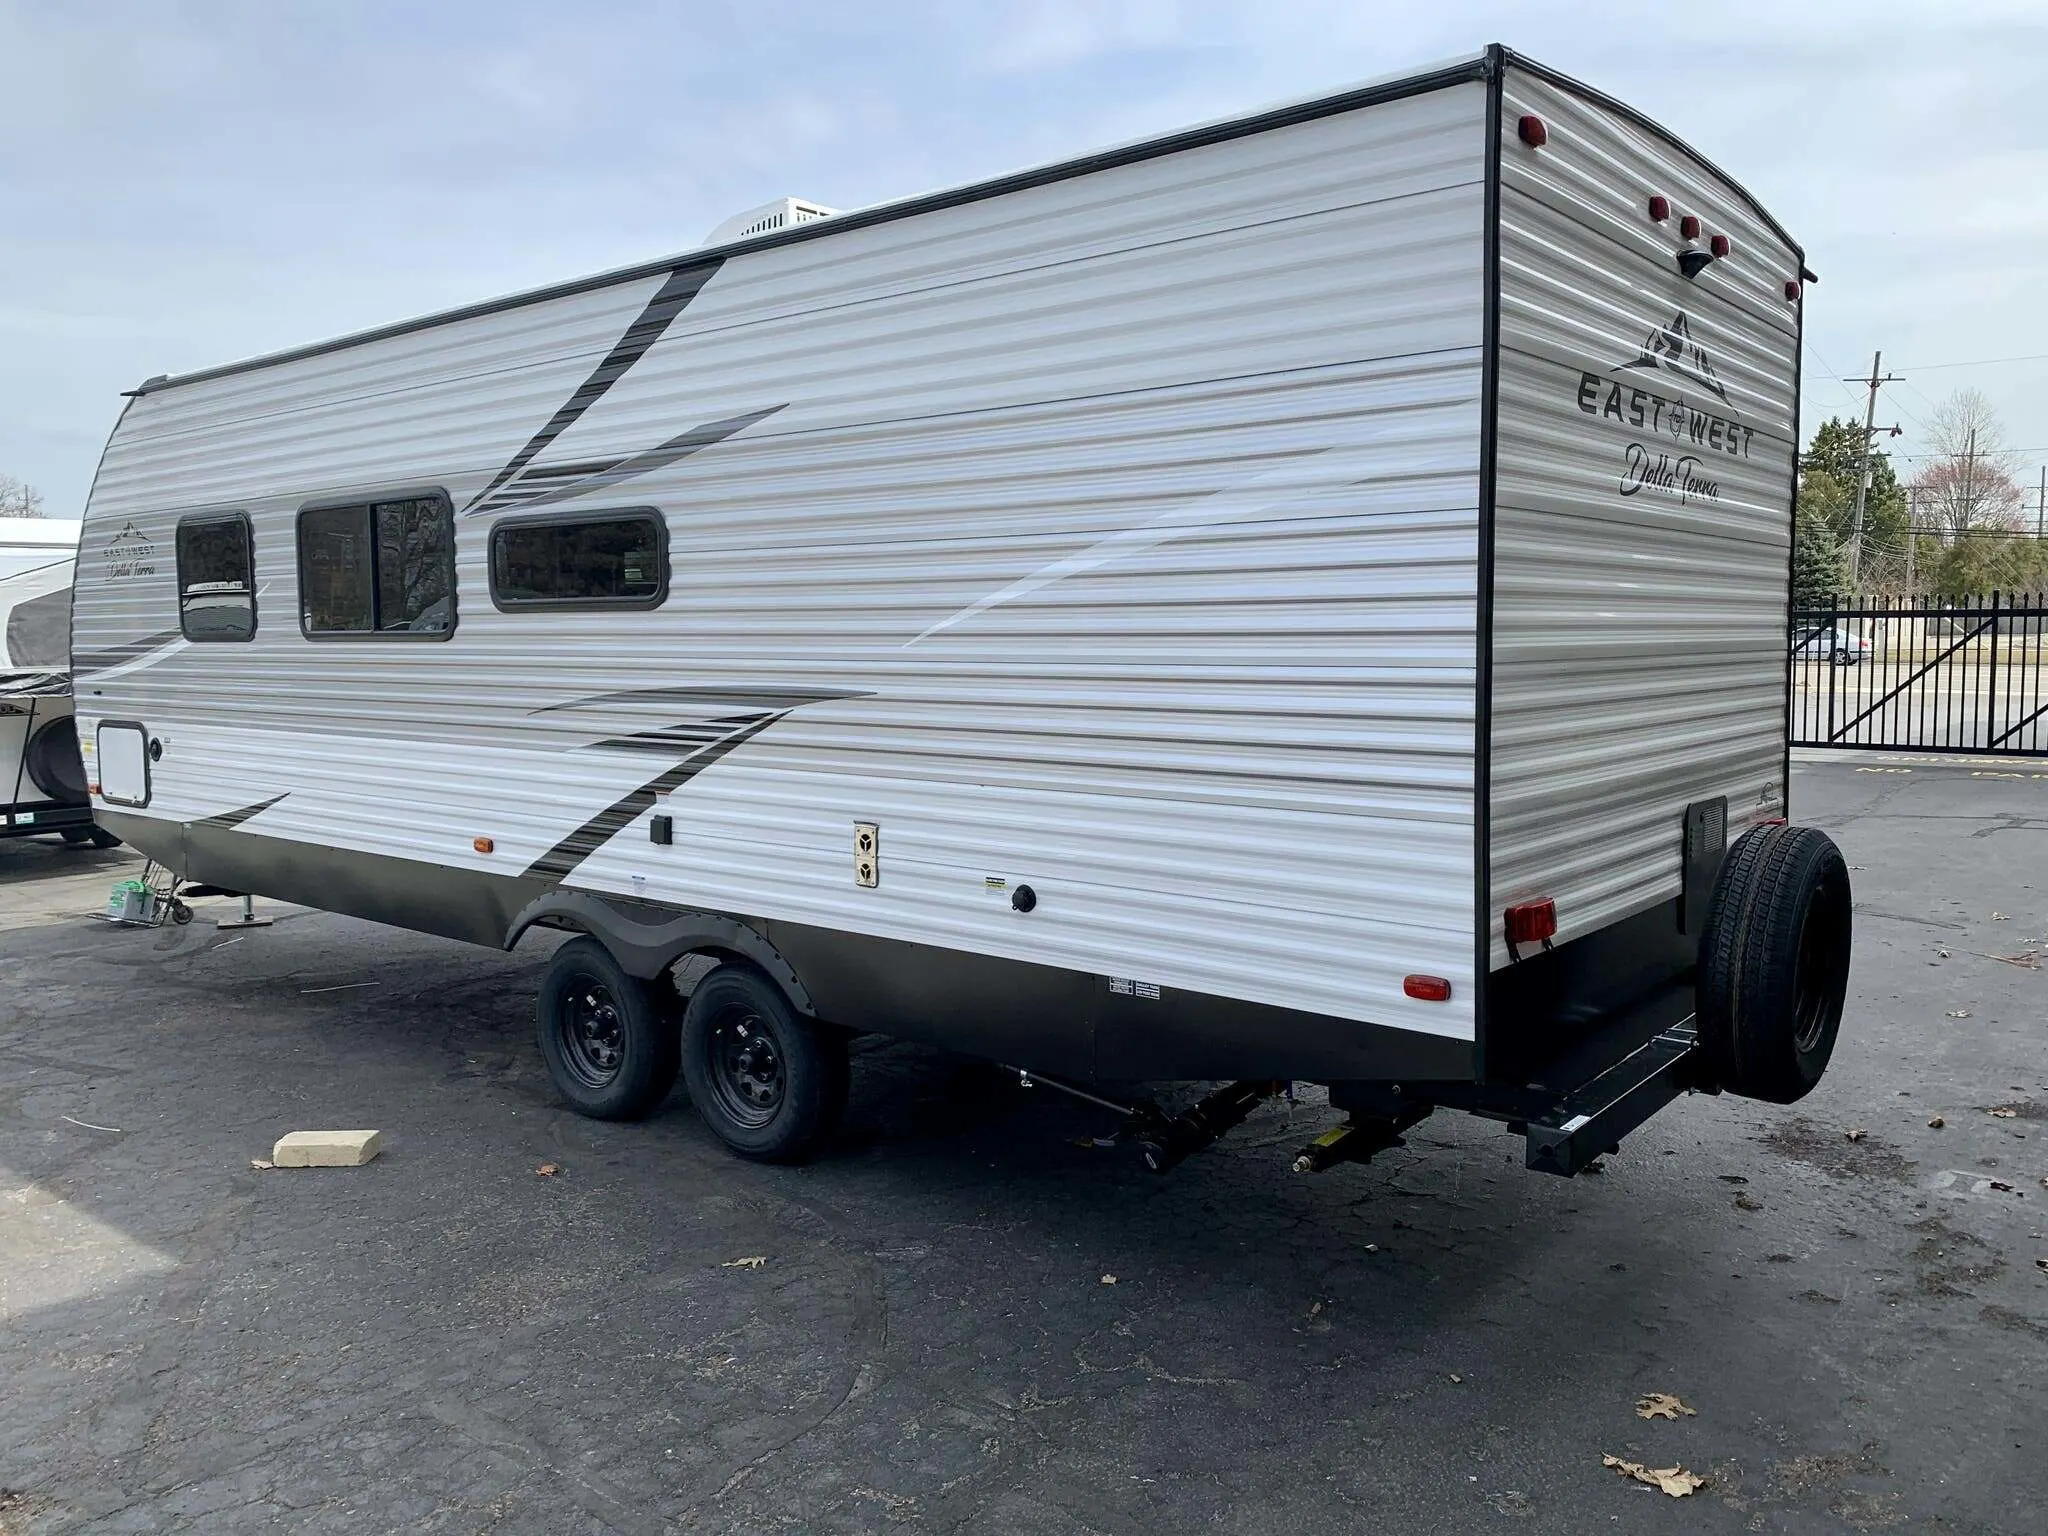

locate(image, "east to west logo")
(102, 520), (158, 580)
(1617, 311), (1728, 402)
(1571, 310), (1755, 506)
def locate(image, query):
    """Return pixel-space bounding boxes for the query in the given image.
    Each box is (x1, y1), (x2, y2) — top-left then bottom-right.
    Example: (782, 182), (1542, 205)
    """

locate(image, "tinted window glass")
(375, 497), (456, 633)
(490, 514), (665, 607)
(299, 505), (374, 633)
(298, 493), (455, 637)
(176, 515), (256, 641)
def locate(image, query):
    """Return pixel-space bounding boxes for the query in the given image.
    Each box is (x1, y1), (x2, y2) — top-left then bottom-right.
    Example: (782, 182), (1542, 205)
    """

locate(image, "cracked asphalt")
(1, 756), (2043, 1534)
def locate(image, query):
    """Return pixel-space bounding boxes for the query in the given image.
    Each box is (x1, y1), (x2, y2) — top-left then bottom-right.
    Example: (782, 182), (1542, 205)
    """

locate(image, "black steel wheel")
(535, 936), (681, 1120)
(1697, 823), (1853, 1104)
(681, 963), (847, 1162)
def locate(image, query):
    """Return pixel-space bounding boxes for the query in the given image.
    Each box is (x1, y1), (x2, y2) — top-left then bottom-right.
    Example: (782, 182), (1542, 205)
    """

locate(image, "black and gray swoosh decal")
(525, 713), (788, 881)
(524, 685), (872, 880)
(473, 405), (784, 515)
(195, 793), (289, 830)
(73, 627), (182, 675)
(463, 259), (724, 515)
(533, 685), (864, 717)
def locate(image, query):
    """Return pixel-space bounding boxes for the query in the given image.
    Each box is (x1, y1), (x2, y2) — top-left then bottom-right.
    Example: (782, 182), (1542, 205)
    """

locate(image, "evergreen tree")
(1792, 513), (1849, 607)
(1799, 418), (1908, 588)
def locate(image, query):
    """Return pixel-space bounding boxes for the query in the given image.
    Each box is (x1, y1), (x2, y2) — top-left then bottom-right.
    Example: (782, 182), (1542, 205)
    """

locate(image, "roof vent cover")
(702, 197), (841, 248)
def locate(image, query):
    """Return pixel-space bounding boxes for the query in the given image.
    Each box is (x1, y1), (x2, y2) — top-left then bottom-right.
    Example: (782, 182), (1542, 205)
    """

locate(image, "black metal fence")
(1790, 593), (2048, 755)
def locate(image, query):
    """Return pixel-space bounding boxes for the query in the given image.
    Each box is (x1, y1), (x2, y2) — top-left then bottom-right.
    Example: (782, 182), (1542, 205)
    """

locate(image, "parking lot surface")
(2, 758), (2044, 1534)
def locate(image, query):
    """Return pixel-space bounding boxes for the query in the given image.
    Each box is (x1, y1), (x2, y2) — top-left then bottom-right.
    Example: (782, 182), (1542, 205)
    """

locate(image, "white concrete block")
(271, 1129), (383, 1168)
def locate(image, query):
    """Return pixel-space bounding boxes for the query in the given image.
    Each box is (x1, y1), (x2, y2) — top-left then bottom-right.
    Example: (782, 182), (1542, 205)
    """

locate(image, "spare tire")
(1696, 823), (1853, 1104)
(24, 718), (89, 804)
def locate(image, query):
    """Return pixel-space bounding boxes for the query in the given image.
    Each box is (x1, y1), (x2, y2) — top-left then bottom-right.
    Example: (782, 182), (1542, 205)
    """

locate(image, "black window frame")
(174, 511), (258, 643)
(294, 487), (459, 642)
(485, 507), (670, 613)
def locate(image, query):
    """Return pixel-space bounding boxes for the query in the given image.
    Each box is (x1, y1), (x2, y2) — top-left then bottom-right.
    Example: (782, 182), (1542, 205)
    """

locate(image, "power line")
(1891, 351), (2048, 372)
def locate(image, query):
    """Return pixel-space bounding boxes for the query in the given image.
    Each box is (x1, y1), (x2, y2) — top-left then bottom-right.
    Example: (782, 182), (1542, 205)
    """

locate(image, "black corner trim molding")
(1472, 43), (1506, 1084)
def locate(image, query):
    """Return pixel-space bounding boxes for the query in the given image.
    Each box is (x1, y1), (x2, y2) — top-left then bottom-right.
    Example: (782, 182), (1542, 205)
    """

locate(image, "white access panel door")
(97, 722), (150, 807)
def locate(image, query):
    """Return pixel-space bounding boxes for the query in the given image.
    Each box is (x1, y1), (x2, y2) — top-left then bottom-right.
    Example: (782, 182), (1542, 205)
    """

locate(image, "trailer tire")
(536, 936), (681, 1121)
(680, 963), (847, 1163)
(25, 719), (89, 804)
(1696, 823), (1852, 1104)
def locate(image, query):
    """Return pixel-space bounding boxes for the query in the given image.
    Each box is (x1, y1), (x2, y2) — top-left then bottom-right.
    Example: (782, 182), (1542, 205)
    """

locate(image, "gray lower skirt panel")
(92, 808), (1476, 1086)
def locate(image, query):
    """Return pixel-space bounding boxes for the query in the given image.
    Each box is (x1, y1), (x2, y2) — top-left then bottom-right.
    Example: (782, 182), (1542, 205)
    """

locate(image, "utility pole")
(1905, 486), (1916, 594)
(2037, 464), (2044, 540)
(1847, 349), (1902, 588)
(1962, 427), (1977, 531)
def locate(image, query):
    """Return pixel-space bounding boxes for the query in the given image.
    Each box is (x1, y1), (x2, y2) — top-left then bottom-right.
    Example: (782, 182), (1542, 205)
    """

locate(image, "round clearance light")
(1679, 214), (1701, 240)
(1710, 234), (1732, 259)
(1648, 194), (1670, 222)
(1784, 279), (1801, 301)
(1517, 114), (1548, 148)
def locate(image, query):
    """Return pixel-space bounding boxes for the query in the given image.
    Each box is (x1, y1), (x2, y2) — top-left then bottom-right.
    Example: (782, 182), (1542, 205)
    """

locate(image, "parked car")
(1794, 625), (1870, 664)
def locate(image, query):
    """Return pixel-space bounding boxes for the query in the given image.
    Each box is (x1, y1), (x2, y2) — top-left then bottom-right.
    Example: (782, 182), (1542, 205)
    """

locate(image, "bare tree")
(1911, 388), (2024, 535)
(0, 475), (45, 518)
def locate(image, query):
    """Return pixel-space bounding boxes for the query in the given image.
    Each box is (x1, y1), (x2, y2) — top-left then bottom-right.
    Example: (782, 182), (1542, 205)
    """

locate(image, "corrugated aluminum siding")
(1487, 67), (1800, 968)
(77, 83), (1489, 1040)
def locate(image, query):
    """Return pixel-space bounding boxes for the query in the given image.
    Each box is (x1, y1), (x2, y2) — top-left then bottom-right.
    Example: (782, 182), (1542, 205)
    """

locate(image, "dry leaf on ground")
(1928, 1116), (1947, 1129)
(1635, 1393), (1696, 1421)
(1734, 1193), (1763, 1211)
(1990, 1108), (2020, 1119)
(249, 1159), (275, 1171)
(535, 1163), (560, 1177)
(722, 1256), (768, 1269)
(1603, 1456), (1705, 1497)
(1845, 1128), (1867, 1142)
(1099, 1274), (1117, 1285)
(1946, 1010), (1971, 1019)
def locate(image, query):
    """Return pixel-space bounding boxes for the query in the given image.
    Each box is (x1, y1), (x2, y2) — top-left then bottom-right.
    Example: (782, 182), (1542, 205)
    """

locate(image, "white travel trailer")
(2, 518), (116, 847)
(73, 46), (1850, 1171)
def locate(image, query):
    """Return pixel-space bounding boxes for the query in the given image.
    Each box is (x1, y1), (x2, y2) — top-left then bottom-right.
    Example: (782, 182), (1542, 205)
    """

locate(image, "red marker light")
(1647, 195), (1670, 222)
(1517, 114), (1548, 148)
(1784, 279), (1801, 301)
(1504, 898), (1558, 947)
(1709, 233), (1732, 259)
(1404, 974), (1453, 1002)
(1679, 214), (1701, 240)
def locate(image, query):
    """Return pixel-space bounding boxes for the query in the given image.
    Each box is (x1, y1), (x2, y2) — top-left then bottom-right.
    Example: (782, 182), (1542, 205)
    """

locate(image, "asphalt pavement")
(1, 757), (2044, 1534)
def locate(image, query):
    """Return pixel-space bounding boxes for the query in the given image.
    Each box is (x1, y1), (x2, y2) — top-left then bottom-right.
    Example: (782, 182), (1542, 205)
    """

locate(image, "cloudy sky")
(4, 1), (2045, 516)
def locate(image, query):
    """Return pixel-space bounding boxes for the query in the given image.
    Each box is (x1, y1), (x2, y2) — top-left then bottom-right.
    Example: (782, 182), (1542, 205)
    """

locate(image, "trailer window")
(487, 511), (667, 610)
(175, 514), (256, 641)
(297, 492), (456, 638)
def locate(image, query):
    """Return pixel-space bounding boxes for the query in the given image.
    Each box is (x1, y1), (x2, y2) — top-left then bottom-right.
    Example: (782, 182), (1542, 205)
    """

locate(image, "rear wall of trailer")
(76, 77), (1493, 1049)
(1485, 66), (1801, 970)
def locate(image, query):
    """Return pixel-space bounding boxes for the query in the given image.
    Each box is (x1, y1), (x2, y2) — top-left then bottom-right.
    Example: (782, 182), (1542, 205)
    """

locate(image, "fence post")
(1986, 590), (2000, 754)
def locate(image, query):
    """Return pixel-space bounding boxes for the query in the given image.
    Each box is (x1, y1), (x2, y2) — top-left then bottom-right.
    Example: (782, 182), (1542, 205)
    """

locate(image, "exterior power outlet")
(854, 822), (879, 887)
